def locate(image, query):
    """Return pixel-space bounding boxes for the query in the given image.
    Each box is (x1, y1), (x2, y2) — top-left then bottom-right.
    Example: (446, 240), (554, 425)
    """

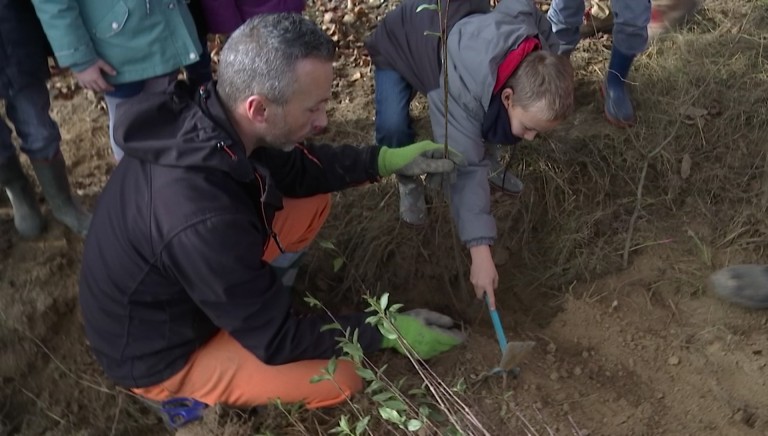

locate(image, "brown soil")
(2, 0), (768, 435)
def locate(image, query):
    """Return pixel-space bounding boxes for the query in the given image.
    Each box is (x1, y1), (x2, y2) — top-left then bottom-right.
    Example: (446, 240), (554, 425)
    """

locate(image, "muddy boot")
(601, 47), (637, 128)
(487, 144), (524, 194)
(0, 154), (45, 238)
(31, 153), (91, 237)
(709, 264), (768, 310)
(397, 175), (426, 226)
(136, 396), (208, 431)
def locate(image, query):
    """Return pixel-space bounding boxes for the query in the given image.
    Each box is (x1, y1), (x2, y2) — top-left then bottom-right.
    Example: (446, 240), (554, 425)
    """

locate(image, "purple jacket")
(199, 0), (305, 34)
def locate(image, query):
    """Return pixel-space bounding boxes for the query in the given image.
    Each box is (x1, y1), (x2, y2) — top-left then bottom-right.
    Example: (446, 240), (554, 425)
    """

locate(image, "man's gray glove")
(378, 140), (466, 177)
(380, 308), (467, 359)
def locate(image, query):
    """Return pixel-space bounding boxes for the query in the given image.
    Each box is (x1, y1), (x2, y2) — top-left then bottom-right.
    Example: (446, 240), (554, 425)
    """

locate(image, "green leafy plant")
(304, 292), (490, 435)
(318, 239), (345, 272)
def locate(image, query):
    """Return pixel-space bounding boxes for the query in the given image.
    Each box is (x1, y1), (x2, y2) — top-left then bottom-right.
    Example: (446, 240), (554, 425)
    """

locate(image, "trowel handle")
(484, 293), (508, 352)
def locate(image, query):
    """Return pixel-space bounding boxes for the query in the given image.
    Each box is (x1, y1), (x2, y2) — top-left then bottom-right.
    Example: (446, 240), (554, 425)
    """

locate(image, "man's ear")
(501, 88), (514, 110)
(244, 95), (269, 124)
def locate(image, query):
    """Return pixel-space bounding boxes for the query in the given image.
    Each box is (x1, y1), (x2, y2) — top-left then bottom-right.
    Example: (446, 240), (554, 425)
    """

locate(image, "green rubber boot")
(31, 153), (91, 237)
(0, 154), (45, 238)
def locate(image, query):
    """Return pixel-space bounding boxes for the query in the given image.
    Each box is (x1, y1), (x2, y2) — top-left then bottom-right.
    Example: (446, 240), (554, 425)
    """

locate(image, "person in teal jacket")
(31, 0), (203, 160)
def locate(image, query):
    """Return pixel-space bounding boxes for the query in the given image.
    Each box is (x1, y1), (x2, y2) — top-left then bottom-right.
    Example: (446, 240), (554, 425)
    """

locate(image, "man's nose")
(312, 112), (328, 134)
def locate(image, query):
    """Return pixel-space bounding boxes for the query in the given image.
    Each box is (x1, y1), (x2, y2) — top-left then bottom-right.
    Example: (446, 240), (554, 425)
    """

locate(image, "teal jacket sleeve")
(31, 0), (99, 70)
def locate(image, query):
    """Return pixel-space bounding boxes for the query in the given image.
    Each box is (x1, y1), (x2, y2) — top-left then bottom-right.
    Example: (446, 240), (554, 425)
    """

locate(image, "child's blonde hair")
(506, 51), (574, 121)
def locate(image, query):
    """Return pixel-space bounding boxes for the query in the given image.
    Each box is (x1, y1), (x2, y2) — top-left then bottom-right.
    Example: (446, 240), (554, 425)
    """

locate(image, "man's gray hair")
(217, 13), (335, 109)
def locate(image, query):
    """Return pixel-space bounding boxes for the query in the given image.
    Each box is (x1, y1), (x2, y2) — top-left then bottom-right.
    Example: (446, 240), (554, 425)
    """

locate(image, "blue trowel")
(484, 293), (535, 376)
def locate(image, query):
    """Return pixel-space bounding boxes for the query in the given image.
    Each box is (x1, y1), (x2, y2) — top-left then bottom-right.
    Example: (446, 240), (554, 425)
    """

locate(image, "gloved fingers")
(425, 173), (445, 192)
(433, 326), (467, 344)
(425, 173), (442, 192)
(425, 170), (457, 194)
(421, 146), (468, 167)
(405, 308), (457, 329)
(416, 157), (456, 174)
(410, 140), (443, 151)
(397, 157), (455, 177)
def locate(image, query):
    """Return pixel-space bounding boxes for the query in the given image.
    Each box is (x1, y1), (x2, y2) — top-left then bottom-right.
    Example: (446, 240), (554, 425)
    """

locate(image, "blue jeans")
(547, 0), (651, 55)
(374, 68), (415, 149)
(0, 80), (61, 161)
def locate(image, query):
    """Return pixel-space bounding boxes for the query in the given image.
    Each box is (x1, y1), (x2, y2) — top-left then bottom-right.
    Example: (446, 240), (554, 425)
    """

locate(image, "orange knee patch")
(264, 194), (331, 261)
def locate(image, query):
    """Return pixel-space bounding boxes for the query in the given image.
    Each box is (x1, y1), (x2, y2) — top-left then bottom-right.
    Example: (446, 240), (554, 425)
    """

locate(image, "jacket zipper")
(202, 86), (285, 255)
(253, 171), (286, 254)
(217, 141), (285, 255)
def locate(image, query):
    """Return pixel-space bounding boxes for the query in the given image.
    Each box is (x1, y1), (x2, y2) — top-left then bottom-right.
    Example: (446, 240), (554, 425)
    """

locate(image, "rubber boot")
(709, 264), (768, 310)
(487, 144), (524, 195)
(0, 154), (45, 238)
(397, 175), (426, 226)
(30, 153), (91, 237)
(601, 46), (637, 128)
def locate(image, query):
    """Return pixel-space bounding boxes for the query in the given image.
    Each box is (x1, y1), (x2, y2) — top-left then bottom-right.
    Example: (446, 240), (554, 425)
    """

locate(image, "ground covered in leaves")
(2, 0), (768, 435)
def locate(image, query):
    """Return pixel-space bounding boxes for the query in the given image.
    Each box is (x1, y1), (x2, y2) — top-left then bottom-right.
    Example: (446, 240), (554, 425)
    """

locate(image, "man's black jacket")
(79, 82), (383, 388)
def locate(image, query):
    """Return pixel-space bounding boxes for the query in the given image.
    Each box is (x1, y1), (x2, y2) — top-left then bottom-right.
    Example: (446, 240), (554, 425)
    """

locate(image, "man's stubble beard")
(264, 109), (298, 152)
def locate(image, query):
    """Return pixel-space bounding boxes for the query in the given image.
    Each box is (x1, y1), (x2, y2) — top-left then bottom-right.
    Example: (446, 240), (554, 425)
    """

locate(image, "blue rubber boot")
(601, 47), (637, 128)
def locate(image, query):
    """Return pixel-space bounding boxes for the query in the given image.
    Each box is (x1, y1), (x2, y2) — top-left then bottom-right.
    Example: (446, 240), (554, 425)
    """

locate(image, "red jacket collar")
(493, 37), (542, 94)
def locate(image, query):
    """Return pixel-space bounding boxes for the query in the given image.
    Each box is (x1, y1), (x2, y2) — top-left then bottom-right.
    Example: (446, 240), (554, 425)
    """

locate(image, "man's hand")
(74, 59), (117, 92)
(377, 140), (465, 178)
(380, 308), (466, 359)
(470, 245), (499, 309)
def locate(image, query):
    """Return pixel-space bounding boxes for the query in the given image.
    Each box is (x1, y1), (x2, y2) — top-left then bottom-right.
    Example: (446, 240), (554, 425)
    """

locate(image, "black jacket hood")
(114, 81), (255, 182)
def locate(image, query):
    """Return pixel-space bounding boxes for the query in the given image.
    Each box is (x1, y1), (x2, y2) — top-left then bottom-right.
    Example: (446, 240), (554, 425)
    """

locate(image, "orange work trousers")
(132, 194), (364, 409)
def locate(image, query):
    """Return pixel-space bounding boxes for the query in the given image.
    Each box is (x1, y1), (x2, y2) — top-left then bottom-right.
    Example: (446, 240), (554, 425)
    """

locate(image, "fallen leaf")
(679, 105), (708, 118)
(679, 105), (709, 125)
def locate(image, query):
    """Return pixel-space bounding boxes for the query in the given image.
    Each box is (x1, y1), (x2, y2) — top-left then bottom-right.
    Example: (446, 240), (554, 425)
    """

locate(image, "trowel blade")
(498, 340), (536, 371)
